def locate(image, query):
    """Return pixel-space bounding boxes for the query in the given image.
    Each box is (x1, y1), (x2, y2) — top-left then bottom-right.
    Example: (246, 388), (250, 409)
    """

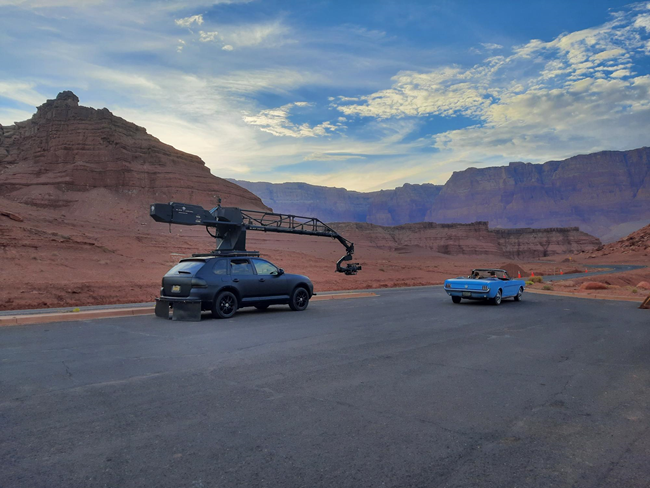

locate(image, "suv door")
(229, 259), (259, 301)
(252, 258), (289, 298)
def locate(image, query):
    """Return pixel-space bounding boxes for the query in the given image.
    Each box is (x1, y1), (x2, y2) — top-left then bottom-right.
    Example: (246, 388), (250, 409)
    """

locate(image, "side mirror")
(277, 268), (285, 276)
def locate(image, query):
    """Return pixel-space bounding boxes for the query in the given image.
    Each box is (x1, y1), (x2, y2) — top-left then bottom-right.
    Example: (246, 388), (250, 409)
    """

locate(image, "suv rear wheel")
(289, 287), (310, 311)
(213, 291), (238, 319)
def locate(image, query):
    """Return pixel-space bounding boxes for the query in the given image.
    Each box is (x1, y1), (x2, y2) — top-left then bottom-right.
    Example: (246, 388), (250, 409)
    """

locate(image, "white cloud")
(243, 103), (341, 138)
(304, 153), (366, 161)
(480, 43), (503, 50)
(220, 21), (290, 48)
(0, 81), (48, 106)
(222, 44), (233, 51)
(175, 14), (203, 28)
(199, 31), (219, 42)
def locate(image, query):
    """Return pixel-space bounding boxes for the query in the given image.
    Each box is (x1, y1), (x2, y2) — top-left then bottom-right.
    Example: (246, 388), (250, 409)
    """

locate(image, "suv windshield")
(165, 260), (205, 276)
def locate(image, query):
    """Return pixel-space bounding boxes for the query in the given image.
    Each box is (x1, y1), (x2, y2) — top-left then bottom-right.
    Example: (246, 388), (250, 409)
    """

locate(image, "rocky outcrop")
(229, 179), (442, 225)
(427, 148), (650, 239)
(586, 223), (650, 258)
(235, 148), (650, 240)
(331, 221), (600, 260)
(0, 91), (269, 221)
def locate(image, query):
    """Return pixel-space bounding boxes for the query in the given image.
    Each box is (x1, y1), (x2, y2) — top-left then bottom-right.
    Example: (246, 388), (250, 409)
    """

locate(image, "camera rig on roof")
(150, 201), (362, 275)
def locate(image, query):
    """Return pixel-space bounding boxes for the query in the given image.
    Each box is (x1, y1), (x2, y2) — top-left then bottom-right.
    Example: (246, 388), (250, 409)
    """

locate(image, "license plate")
(463, 291), (471, 297)
(171, 285), (181, 293)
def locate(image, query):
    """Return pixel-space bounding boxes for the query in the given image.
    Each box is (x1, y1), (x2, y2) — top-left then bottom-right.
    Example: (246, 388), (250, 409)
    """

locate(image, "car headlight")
(482, 285), (489, 291)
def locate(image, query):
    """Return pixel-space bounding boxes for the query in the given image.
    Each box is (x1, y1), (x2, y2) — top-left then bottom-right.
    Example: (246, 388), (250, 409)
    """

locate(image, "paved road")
(2, 288), (649, 488)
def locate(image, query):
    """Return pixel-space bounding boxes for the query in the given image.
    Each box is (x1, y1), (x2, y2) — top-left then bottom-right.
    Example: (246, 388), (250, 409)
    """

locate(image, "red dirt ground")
(1, 197), (647, 311)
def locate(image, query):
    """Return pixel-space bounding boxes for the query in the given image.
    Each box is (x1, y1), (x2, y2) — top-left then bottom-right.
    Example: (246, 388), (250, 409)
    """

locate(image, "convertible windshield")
(470, 269), (509, 280)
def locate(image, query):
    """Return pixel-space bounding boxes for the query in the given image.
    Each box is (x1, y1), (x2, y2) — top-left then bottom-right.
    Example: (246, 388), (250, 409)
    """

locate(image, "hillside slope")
(0, 91), (269, 225)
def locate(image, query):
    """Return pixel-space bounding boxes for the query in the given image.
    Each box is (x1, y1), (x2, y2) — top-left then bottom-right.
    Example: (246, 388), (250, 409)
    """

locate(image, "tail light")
(191, 278), (208, 288)
(482, 285), (489, 291)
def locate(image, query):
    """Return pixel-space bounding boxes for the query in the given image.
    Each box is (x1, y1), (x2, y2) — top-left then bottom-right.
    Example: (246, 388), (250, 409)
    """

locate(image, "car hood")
(285, 273), (312, 283)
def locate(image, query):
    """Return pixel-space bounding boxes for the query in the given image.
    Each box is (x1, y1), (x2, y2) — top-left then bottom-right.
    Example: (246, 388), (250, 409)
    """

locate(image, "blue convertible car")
(444, 269), (525, 305)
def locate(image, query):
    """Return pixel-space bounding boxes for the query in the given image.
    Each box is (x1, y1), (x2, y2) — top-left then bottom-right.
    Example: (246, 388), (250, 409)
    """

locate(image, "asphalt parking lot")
(2, 287), (649, 488)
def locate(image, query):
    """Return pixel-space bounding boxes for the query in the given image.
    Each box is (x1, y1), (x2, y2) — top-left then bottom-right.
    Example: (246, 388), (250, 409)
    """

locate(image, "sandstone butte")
(234, 147), (650, 241)
(0, 90), (269, 223)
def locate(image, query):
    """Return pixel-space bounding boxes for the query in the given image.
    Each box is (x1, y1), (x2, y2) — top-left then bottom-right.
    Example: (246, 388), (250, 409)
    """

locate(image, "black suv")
(159, 256), (314, 319)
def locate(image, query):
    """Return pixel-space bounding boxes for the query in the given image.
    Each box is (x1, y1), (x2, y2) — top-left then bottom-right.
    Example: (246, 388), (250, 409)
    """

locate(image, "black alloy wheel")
(289, 287), (310, 311)
(213, 291), (238, 319)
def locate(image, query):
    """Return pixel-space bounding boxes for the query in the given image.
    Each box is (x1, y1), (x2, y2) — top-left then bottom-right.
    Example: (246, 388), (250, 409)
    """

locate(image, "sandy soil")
(1, 198), (647, 311)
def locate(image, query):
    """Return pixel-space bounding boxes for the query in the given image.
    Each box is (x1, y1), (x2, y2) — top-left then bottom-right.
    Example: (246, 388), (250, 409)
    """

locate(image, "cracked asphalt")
(1, 287), (650, 488)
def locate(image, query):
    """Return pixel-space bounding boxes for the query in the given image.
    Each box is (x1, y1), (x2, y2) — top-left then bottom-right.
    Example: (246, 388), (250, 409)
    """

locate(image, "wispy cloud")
(243, 102), (342, 138)
(175, 14), (203, 28)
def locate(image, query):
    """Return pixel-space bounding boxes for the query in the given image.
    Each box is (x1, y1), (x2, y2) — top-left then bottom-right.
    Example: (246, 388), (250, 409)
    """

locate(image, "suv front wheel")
(289, 287), (310, 311)
(213, 291), (238, 319)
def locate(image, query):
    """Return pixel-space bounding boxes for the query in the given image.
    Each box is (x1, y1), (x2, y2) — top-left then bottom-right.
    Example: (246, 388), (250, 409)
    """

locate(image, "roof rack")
(191, 250), (261, 258)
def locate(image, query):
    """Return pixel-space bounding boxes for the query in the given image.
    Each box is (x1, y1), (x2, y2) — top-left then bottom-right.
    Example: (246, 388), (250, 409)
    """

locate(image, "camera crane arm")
(150, 202), (361, 275)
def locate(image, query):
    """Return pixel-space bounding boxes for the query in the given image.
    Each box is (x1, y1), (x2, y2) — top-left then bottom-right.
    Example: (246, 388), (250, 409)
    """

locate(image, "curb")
(0, 307), (154, 327)
(0, 292), (378, 327)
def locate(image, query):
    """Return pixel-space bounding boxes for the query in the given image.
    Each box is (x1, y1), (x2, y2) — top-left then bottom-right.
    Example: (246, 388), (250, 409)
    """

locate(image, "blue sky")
(1, 0), (650, 191)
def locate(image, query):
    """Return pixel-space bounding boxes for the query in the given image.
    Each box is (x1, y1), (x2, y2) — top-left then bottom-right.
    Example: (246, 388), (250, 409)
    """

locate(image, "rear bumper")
(155, 297), (202, 321)
(445, 289), (490, 299)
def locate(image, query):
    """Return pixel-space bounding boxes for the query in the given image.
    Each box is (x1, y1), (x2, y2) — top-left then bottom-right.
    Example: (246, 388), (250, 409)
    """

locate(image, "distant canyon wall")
(228, 180), (442, 226)
(233, 147), (650, 240)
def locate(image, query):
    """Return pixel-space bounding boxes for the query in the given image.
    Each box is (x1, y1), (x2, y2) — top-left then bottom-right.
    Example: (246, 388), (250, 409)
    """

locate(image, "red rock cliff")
(0, 91), (269, 222)
(427, 148), (650, 239)
(332, 221), (600, 260)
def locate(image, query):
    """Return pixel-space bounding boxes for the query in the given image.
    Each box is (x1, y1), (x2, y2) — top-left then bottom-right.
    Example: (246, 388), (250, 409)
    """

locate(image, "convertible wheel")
(514, 287), (523, 301)
(212, 291), (238, 319)
(451, 296), (462, 304)
(492, 289), (502, 306)
(289, 287), (310, 311)
(255, 304), (269, 311)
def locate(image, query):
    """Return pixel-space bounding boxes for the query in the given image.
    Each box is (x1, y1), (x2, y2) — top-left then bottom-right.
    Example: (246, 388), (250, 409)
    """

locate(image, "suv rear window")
(165, 261), (205, 276)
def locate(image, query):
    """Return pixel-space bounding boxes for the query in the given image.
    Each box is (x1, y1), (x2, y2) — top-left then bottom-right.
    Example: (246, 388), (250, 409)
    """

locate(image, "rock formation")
(0, 91), (269, 224)
(234, 147), (650, 240)
(331, 221), (600, 260)
(229, 179), (442, 225)
(428, 148), (650, 239)
(584, 223), (650, 258)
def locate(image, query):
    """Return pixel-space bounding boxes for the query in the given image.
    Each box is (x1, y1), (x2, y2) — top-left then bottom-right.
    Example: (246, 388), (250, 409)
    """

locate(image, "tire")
(212, 291), (238, 319)
(255, 304), (269, 311)
(492, 289), (502, 306)
(452, 296), (462, 304)
(514, 287), (523, 301)
(289, 287), (310, 311)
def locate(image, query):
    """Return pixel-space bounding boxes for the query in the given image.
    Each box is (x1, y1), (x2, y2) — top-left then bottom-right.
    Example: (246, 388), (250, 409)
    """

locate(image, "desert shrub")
(530, 276), (543, 283)
(542, 285), (553, 291)
(525, 281), (534, 286)
(632, 288), (638, 294)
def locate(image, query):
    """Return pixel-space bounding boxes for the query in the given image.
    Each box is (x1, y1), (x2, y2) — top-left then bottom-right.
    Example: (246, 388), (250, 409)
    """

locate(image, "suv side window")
(213, 259), (228, 275)
(230, 259), (254, 275)
(252, 259), (279, 275)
